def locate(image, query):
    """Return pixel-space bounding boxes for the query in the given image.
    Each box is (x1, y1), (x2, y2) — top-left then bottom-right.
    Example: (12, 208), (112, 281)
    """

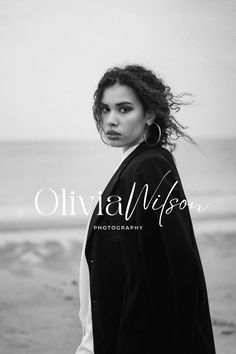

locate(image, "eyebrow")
(100, 101), (133, 107)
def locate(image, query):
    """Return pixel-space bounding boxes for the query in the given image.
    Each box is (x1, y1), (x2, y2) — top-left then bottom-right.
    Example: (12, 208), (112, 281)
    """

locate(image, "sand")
(0, 227), (235, 354)
(0, 229), (83, 354)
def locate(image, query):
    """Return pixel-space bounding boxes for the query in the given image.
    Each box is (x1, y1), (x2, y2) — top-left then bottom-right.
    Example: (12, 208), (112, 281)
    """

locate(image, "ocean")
(0, 138), (235, 233)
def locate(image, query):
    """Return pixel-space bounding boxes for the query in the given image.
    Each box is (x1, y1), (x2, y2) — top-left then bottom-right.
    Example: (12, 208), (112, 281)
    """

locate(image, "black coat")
(85, 141), (216, 354)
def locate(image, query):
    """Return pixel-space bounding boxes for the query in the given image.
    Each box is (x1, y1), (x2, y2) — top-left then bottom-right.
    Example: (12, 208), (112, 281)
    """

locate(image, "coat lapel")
(86, 141), (151, 244)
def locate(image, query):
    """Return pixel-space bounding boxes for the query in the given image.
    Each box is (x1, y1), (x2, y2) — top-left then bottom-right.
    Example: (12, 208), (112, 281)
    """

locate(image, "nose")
(106, 110), (119, 126)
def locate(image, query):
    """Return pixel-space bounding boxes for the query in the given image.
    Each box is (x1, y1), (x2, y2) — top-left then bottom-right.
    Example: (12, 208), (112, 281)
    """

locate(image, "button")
(92, 299), (96, 304)
(90, 259), (94, 263)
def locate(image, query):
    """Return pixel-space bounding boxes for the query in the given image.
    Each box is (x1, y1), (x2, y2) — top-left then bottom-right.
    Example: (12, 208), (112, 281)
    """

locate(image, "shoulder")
(130, 147), (175, 176)
(119, 146), (178, 186)
(116, 146), (185, 204)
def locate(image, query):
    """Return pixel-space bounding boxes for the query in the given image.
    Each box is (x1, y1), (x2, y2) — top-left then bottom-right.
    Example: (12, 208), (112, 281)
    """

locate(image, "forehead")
(101, 83), (140, 105)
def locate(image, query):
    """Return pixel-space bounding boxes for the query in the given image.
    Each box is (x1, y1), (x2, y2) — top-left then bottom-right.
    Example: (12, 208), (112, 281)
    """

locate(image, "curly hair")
(92, 64), (197, 153)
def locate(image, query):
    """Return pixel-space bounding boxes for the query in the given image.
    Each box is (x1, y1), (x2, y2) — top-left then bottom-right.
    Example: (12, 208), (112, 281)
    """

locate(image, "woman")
(76, 65), (216, 354)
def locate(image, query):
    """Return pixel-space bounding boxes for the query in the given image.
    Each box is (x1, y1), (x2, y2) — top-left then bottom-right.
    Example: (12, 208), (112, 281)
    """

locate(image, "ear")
(144, 110), (155, 126)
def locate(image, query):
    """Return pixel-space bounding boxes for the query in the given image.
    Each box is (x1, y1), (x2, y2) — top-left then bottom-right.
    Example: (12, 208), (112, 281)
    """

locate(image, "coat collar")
(86, 141), (162, 246)
(120, 141), (142, 164)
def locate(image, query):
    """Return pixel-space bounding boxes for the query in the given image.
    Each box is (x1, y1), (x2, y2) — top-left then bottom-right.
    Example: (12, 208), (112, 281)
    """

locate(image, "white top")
(75, 142), (141, 354)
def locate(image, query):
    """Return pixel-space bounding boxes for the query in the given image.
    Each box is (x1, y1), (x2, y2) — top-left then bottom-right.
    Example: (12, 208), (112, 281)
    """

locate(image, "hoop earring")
(144, 122), (161, 147)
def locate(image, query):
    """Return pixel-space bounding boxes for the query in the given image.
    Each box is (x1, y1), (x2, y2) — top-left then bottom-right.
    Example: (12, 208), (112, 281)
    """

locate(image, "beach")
(0, 223), (235, 354)
(0, 229), (83, 354)
(0, 139), (236, 353)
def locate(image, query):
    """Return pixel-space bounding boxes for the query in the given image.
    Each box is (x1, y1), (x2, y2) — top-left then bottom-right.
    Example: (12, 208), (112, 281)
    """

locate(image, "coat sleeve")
(115, 152), (204, 351)
(132, 153), (197, 306)
(131, 153), (215, 354)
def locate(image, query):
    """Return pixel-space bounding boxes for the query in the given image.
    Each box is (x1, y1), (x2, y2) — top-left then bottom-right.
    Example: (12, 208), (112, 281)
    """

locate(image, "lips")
(106, 130), (121, 136)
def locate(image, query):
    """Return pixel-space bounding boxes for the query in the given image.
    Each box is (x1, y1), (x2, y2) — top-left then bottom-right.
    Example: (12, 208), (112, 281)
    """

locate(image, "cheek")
(125, 114), (145, 131)
(131, 117), (145, 134)
(101, 117), (108, 129)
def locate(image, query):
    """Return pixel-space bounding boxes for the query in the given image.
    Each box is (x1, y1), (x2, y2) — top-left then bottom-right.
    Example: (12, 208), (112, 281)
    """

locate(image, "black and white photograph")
(0, 1), (235, 353)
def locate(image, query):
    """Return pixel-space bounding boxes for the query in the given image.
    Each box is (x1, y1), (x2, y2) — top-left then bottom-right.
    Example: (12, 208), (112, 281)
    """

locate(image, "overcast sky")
(0, 0), (235, 140)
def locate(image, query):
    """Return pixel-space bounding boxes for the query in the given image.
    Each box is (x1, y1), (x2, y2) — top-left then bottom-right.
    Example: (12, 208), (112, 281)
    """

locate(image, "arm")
(132, 153), (216, 353)
(116, 152), (198, 352)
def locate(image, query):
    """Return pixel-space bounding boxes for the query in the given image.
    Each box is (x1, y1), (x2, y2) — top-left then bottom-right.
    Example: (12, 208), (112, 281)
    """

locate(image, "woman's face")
(100, 83), (150, 152)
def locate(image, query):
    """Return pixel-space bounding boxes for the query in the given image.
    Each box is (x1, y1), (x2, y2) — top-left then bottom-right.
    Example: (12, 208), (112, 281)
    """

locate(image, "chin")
(108, 141), (124, 148)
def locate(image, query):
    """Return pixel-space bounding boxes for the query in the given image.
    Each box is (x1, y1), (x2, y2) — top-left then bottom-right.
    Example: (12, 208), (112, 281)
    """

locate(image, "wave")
(0, 206), (235, 233)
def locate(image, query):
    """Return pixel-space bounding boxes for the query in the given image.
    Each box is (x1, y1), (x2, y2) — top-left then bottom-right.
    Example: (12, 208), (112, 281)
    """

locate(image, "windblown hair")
(93, 64), (197, 152)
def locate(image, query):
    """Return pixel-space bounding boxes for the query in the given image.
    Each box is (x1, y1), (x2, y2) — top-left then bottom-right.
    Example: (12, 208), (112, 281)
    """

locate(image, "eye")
(101, 107), (109, 114)
(119, 107), (132, 113)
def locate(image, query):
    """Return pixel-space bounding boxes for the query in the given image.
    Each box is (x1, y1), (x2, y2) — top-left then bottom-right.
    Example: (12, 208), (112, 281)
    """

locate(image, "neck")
(122, 137), (144, 154)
